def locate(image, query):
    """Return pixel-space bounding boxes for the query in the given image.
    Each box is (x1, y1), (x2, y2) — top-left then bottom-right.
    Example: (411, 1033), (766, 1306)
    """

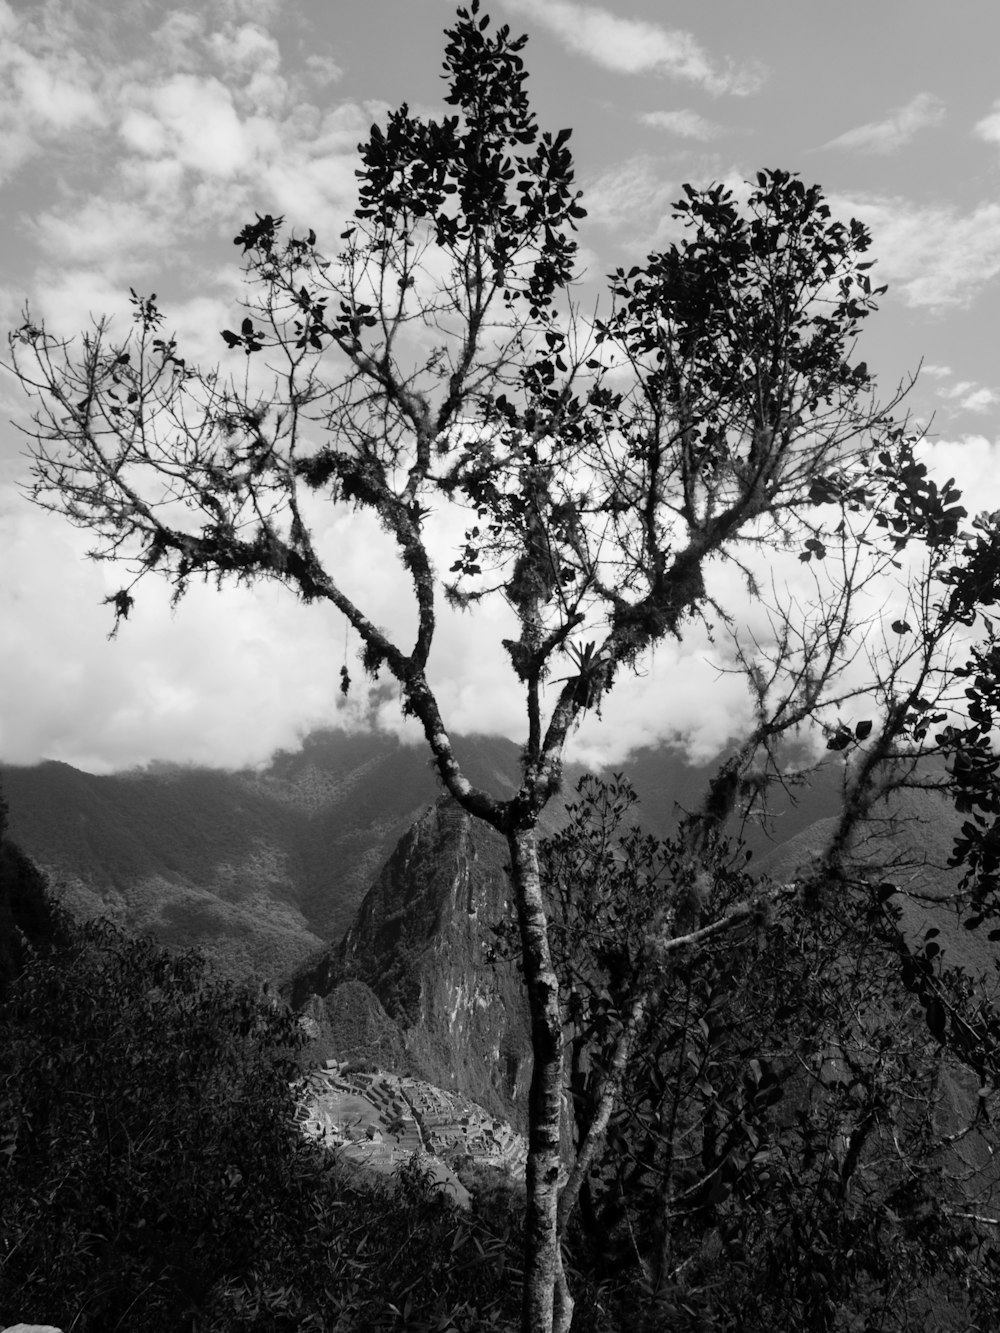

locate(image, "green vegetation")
(0, 784), (67, 995)
(5, 777), (1000, 1330)
(0, 911), (522, 1332)
(538, 776), (1000, 1330)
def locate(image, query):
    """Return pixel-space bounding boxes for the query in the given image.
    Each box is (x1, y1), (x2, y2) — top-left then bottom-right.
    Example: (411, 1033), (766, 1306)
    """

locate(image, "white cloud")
(933, 379), (999, 415)
(0, 490), (764, 773)
(824, 92), (946, 154)
(958, 387), (998, 414)
(33, 197), (176, 273)
(209, 21), (277, 75)
(501, 0), (764, 95)
(834, 193), (1000, 308)
(582, 156), (749, 251)
(214, 0), (282, 23)
(0, 450), (940, 776)
(974, 99), (1000, 145)
(148, 10), (206, 72)
(583, 155), (676, 232)
(0, 1), (366, 315)
(0, 10), (106, 185)
(640, 109), (724, 140)
(915, 436), (1000, 513)
(125, 74), (253, 177)
(208, 22), (286, 113)
(304, 53), (344, 86)
(12, 54), (103, 132)
(571, 630), (753, 768)
(26, 269), (136, 338)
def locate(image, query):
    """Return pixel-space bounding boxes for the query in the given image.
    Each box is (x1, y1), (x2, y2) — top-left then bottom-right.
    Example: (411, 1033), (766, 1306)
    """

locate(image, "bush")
(0, 919), (309, 1328)
(0, 918), (522, 1331)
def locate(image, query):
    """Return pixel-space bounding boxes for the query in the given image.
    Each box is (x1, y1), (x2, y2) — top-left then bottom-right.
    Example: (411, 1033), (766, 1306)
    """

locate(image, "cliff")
(292, 798), (532, 1126)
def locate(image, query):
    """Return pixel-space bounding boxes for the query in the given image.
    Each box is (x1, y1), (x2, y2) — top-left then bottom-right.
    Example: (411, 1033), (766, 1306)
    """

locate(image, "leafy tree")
(540, 776), (1000, 1330)
(7, 4), (1000, 1328)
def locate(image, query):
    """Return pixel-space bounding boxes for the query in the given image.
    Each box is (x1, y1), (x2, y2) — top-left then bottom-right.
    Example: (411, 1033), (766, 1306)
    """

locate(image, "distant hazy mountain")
(1, 726), (978, 987)
(1, 729), (534, 980)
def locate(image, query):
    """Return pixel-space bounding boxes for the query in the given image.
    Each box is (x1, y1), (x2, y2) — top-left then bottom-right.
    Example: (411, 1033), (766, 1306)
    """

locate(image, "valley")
(3, 724), (998, 1330)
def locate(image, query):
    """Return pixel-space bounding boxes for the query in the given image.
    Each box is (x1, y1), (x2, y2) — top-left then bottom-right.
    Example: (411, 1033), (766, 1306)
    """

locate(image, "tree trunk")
(507, 825), (572, 1333)
(557, 990), (650, 1238)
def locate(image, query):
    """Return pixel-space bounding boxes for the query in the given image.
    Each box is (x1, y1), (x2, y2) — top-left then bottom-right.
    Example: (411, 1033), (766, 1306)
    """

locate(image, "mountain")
(288, 759), (999, 1133)
(756, 780), (1000, 979)
(0, 729), (535, 981)
(291, 797), (532, 1126)
(3, 725), (984, 994)
(3, 727), (740, 984)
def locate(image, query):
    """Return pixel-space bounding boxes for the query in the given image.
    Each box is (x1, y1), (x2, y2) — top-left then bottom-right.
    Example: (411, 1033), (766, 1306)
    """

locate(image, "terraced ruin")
(293, 1061), (527, 1206)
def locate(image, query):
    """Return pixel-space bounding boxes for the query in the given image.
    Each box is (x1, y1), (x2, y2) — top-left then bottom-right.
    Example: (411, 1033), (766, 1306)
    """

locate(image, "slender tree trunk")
(557, 990), (650, 1238)
(507, 825), (573, 1333)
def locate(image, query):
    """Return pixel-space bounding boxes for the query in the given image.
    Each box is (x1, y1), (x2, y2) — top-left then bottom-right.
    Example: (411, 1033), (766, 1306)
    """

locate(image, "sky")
(1, 0), (999, 775)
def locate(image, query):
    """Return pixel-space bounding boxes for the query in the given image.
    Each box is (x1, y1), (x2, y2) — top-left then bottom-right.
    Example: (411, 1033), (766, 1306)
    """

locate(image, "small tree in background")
(8, 4), (1000, 1328)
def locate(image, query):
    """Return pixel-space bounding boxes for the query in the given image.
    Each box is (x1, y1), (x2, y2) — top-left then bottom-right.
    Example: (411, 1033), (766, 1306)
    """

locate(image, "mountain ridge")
(0, 729), (538, 980)
(2, 727), (982, 990)
(292, 797), (532, 1125)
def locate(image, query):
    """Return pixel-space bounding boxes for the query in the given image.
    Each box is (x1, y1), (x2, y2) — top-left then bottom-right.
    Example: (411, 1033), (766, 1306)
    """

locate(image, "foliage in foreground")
(4, 806), (1000, 1331)
(542, 776), (1000, 1332)
(0, 915), (520, 1332)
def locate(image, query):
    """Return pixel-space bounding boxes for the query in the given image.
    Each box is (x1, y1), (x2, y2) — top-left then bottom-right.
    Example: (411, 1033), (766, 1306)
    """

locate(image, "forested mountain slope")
(2, 727), (987, 996)
(0, 729), (531, 979)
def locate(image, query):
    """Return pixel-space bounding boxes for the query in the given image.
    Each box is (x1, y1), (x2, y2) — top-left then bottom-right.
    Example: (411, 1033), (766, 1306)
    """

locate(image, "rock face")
(291, 798), (532, 1126)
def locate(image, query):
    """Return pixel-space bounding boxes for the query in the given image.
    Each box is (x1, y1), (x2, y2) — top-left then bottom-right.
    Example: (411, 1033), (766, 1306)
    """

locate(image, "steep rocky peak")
(340, 798), (507, 966)
(292, 797), (530, 1124)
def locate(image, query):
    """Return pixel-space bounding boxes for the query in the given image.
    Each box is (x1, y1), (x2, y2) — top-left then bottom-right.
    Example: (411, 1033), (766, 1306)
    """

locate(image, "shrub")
(0, 918), (522, 1331)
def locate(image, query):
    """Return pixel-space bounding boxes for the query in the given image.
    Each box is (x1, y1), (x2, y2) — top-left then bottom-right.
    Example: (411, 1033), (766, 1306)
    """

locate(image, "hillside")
(2, 727), (741, 983)
(3, 727), (989, 995)
(756, 780), (1000, 983)
(0, 729), (533, 981)
(292, 797), (532, 1125)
